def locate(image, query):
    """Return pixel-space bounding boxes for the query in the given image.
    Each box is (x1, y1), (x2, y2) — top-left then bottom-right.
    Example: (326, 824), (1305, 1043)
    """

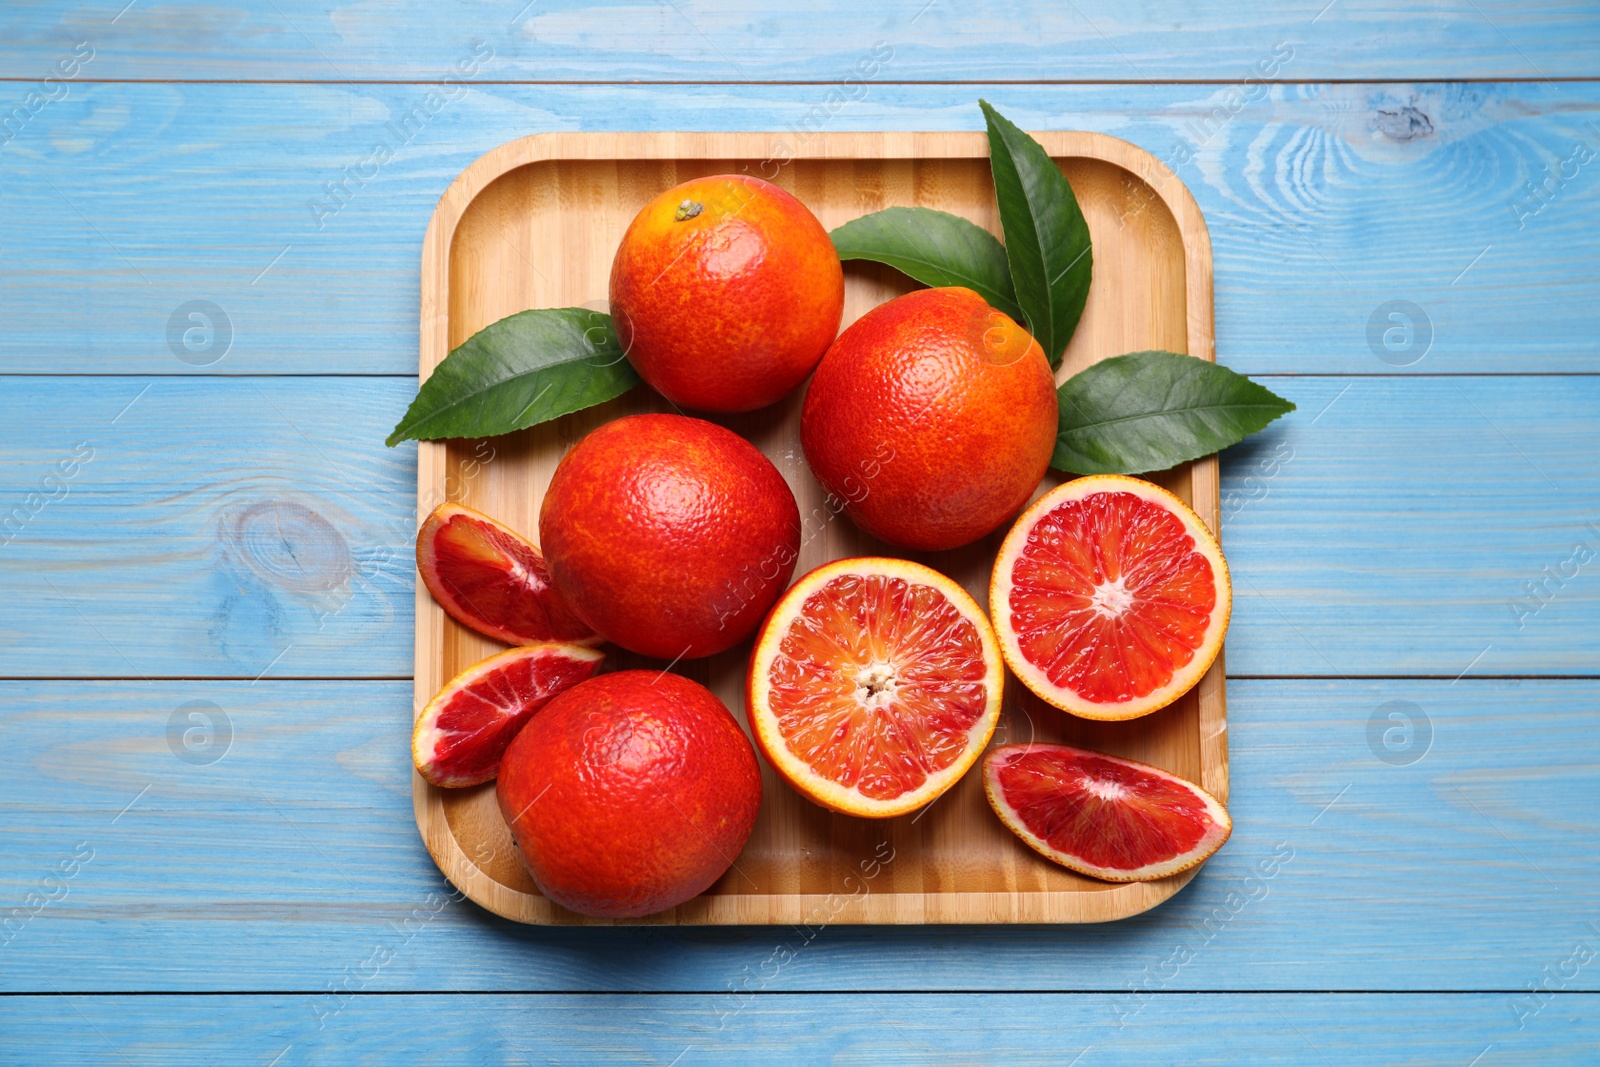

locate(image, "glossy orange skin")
(497, 671), (762, 919)
(609, 174), (844, 413)
(800, 287), (1058, 552)
(539, 414), (801, 659)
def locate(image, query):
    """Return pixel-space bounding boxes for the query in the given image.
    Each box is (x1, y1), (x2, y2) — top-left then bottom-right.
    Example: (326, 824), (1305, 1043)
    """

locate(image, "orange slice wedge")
(984, 743), (1231, 881)
(412, 643), (602, 788)
(417, 503), (598, 647)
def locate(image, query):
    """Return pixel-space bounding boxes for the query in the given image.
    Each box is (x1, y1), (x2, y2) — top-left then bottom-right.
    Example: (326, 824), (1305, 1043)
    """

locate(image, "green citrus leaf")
(980, 99), (1092, 369)
(386, 308), (639, 446)
(1053, 351), (1296, 474)
(829, 207), (1022, 322)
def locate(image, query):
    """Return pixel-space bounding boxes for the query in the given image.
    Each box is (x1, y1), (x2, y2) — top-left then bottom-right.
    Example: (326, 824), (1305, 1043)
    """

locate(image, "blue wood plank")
(0, 82), (1597, 375)
(2, 375), (1595, 678)
(1220, 375), (1600, 678)
(2, 0), (1597, 81)
(3, 0), (1590, 1037)
(0, 992), (1596, 1066)
(0, 377), (417, 678)
(4, 678), (1597, 992)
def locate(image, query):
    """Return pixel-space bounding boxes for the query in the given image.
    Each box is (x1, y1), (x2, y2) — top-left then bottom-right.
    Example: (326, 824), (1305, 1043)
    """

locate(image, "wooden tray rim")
(412, 129), (1226, 925)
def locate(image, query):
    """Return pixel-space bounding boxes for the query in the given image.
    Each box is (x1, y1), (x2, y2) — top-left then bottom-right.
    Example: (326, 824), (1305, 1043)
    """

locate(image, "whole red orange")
(539, 413), (800, 659)
(800, 286), (1058, 552)
(497, 671), (762, 919)
(609, 174), (843, 413)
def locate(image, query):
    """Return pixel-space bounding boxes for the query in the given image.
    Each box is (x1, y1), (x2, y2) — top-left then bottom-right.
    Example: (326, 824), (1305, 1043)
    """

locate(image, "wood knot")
(221, 500), (351, 595)
(1374, 106), (1433, 141)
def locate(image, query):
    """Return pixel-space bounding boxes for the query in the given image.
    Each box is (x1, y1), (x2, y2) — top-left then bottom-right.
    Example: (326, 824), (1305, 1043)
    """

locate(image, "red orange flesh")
(412, 642), (603, 788)
(747, 557), (1004, 818)
(416, 503), (598, 647)
(984, 743), (1231, 882)
(991, 475), (1231, 721)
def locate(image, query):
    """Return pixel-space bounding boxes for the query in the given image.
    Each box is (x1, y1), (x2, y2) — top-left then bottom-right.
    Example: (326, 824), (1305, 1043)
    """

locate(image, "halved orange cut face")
(991, 475), (1231, 721)
(746, 557), (1004, 818)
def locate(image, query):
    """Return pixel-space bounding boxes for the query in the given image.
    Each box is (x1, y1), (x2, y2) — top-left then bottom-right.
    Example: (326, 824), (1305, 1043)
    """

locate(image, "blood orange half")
(417, 503), (598, 647)
(746, 557), (1004, 818)
(412, 643), (603, 788)
(984, 743), (1231, 881)
(990, 475), (1230, 721)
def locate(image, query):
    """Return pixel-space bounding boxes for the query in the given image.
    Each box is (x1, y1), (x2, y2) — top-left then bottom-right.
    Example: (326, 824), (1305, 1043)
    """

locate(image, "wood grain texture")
(3, 0), (1598, 81)
(3, 992), (1596, 1065)
(0, 377), (417, 678)
(1, 81), (1597, 375)
(1, 0), (1593, 1041)
(1219, 374), (1600, 677)
(3, 375), (1595, 679)
(411, 129), (1221, 926)
(5, 678), (1596, 991)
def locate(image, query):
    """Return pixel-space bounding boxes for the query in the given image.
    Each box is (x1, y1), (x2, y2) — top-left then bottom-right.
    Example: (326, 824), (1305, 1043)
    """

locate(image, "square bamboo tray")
(412, 130), (1225, 925)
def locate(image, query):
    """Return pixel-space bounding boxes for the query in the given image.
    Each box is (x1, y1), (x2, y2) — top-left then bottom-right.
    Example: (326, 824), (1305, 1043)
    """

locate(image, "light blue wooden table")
(3, 2), (1598, 1063)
